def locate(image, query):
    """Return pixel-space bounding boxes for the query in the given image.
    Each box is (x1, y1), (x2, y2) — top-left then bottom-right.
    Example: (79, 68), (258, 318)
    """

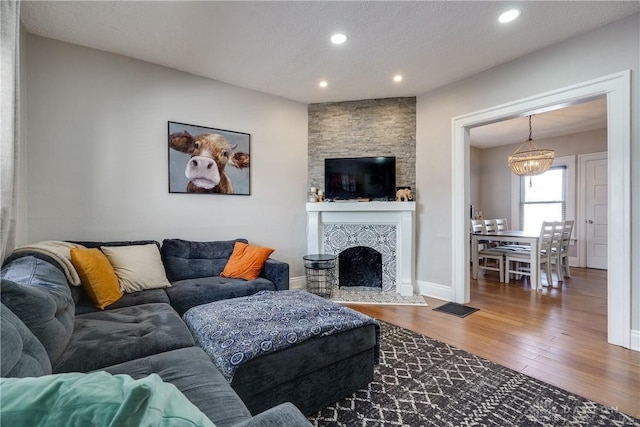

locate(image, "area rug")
(328, 288), (428, 306)
(308, 322), (639, 427)
(433, 302), (479, 318)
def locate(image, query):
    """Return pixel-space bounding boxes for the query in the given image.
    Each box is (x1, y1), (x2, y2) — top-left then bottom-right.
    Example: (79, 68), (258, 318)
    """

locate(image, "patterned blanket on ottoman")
(183, 290), (379, 381)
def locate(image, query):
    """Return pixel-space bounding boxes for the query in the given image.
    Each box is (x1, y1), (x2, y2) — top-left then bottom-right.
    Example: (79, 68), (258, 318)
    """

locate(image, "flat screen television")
(324, 156), (396, 201)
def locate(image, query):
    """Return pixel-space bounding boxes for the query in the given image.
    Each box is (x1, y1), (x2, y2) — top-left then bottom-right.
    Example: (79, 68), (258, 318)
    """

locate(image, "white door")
(585, 156), (607, 269)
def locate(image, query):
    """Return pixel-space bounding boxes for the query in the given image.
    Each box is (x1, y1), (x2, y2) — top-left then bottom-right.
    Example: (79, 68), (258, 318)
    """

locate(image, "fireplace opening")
(338, 246), (382, 289)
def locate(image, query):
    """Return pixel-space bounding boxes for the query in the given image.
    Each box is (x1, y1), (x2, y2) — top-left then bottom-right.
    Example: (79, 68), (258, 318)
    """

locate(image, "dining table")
(471, 229), (542, 290)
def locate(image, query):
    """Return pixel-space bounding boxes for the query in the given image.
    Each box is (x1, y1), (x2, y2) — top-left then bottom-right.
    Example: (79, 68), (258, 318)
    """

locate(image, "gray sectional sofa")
(0, 238), (312, 427)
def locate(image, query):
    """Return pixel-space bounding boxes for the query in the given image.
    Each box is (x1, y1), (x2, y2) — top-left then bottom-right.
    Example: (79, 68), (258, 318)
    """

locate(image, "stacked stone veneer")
(308, 97), (416, 193)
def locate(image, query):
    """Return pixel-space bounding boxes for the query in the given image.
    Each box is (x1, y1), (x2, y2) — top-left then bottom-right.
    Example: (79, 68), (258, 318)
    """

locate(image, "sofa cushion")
(220, 242), (274, 281)
(101, 347), (252, 427)
(53, 303), (194, 373)
(101, 244), (171, 293)
(70, 248), (123, 310)
(0, 256), (75, 363)
(74, 288), (171, 315)
(161, 238), (248, 282)
(0, 303), (52, 378)
(0, 372), (216, 427)
(166, 276), (275, 316)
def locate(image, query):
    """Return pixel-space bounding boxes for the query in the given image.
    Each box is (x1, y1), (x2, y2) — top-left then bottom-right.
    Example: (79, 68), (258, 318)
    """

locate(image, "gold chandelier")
(507, 115), (554, 176)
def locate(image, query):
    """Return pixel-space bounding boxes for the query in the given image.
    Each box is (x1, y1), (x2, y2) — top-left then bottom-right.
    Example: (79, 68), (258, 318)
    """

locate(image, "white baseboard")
(630, 329), (640, 351)
(289, 276), (306, 290)
(416, 280), (452, 301)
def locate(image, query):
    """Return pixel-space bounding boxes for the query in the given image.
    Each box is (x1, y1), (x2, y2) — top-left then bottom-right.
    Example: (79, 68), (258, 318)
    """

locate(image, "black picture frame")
(168, 121), (251, 195)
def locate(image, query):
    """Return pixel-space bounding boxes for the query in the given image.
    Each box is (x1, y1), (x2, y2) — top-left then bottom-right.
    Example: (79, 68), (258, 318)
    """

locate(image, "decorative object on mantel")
(308, 187), (318, 202)
(308, 187), (324, 202)
(507, 115), (554, 176)
(395, 187), (413, 202)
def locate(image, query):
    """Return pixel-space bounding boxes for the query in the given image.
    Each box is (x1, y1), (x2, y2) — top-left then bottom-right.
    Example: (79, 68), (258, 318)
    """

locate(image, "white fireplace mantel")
(306, 201), (416, 296)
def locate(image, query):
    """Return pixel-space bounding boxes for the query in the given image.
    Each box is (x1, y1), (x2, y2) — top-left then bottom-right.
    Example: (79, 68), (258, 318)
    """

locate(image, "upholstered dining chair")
(505, 221), (564, 288)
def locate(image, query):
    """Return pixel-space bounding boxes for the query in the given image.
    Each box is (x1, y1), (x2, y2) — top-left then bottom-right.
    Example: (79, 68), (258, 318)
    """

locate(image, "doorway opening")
(452, 71), (631, 348)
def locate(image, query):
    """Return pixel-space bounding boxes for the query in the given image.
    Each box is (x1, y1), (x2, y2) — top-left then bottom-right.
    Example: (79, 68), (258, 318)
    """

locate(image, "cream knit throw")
(12, 241), (85, 286)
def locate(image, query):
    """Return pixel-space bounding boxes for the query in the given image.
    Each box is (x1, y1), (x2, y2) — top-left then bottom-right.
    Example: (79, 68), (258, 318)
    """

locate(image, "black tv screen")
(324, 156), (396, 201)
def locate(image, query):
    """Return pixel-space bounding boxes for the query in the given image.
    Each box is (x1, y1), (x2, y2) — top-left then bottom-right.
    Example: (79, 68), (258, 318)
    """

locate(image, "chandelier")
(507, 115), (554, 176)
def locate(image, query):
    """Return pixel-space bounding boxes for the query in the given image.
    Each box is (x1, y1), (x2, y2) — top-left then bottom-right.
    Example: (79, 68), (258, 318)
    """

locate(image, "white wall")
(415, 14), (639, 330)
(23, 35), (309, 276)
(475, 128), (607, 221)
(469, 145), (481, 218)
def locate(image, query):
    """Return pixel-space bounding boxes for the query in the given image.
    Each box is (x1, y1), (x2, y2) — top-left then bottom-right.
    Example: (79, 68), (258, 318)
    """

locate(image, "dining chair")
(554, 220), (575, 282)
(470, 219), (485, 234)
(493, 218), (520, 246)
(473, 219), (514, 282)
(483, 219), (498, 233)
(495, 218), (509, 231)
(505, 221), (564, 288)
(482, 219), (500, 247)
(470, 219), (485, 248)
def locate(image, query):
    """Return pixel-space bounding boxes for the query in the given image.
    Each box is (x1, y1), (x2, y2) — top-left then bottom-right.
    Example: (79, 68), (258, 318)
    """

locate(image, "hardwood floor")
(346, 267), (640, 419)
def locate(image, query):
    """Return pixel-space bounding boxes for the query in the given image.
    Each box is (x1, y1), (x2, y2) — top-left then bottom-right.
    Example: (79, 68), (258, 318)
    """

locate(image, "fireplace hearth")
(339, 246), (382, 289)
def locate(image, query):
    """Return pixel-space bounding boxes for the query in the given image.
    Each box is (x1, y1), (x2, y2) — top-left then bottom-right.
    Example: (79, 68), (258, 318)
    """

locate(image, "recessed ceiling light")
(319, 80), (328, 88)
(499, 9), (521, 23)
(393, 75), (403, 82)
(330, 33), (347, 44)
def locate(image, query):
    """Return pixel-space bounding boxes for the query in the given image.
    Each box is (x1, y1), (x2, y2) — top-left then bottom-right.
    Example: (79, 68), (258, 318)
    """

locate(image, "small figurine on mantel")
(308, 187), (324, 202)
(395, 187), (414, 202)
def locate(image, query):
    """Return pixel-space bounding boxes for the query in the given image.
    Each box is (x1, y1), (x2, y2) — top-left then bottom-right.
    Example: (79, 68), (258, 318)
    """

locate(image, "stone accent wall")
(308, 97), (416, 192)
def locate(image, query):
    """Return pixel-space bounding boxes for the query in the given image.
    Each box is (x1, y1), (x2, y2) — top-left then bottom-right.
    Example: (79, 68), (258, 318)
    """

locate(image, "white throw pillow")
(100, 244), (171, 293)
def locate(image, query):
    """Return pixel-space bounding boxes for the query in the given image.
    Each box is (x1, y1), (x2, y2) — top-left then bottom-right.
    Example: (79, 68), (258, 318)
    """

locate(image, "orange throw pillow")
(220, 242), (274, 281)
(70, 248), (123, 310)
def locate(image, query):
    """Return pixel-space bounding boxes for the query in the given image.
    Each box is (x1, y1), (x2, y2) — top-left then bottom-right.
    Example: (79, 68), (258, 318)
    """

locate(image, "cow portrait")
(168, 122), (250, 195)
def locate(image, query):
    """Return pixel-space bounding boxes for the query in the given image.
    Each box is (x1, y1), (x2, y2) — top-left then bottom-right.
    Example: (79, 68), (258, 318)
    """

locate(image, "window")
(520, 166), (566, 231)
(511, 155), (575, 231)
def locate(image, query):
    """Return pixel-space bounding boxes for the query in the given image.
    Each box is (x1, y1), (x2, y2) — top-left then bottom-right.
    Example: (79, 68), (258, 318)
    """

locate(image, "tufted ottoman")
(183, 290), (379, 416)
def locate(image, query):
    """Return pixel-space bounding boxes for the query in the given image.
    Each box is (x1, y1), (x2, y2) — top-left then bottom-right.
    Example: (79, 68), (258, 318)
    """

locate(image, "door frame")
(577, 151), (608, 268)
(451, 71), (631, 348)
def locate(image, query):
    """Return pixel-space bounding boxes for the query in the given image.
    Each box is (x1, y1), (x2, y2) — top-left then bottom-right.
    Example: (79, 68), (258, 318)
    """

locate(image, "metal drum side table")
(303, 254), (337, 298)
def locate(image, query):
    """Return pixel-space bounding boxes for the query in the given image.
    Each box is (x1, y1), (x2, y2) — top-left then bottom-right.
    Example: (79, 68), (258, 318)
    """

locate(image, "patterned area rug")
(328, 288), (428, 306)
(308, 322), (640, 426)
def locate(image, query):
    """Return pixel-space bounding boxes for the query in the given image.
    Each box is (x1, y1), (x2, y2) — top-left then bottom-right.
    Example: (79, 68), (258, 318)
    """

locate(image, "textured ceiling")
(20, 1), (634, 146)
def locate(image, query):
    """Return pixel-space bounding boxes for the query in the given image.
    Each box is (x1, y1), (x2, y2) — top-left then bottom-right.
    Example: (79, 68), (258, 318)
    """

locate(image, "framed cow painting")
(168, 121), (251, 195)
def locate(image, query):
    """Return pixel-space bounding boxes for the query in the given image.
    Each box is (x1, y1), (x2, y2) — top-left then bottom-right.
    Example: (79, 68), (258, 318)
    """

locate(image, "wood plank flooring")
(346, 267), (640, 419)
